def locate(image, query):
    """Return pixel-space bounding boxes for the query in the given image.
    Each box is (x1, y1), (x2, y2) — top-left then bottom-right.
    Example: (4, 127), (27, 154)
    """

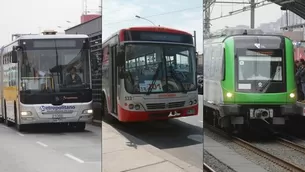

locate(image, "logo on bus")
(40, 105), (75, 112)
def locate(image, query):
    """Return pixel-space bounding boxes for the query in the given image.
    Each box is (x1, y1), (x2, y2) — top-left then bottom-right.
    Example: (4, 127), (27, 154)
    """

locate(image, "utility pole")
(203, 0), (213, 38)
(250, 0), (255, 28)
(100, 0), (103, 170)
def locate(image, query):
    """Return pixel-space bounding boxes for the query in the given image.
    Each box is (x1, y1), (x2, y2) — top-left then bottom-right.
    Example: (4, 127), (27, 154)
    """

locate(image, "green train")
(203, 28), (302, 132)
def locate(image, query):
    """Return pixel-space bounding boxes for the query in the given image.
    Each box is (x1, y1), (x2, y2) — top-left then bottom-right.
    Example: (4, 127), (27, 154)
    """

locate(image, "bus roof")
(124, 26), (191, 35)
(103, 26), (192, 44)
(17, 34), (88, 40)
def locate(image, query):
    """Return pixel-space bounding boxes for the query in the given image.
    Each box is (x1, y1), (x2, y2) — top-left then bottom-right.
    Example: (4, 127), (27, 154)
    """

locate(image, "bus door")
(110, 45), (118, 114)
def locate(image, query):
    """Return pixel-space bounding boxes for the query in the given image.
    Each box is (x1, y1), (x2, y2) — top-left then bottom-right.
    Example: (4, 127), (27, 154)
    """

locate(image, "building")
(197, 53), (203, 75)
(65, 16), (102, 109)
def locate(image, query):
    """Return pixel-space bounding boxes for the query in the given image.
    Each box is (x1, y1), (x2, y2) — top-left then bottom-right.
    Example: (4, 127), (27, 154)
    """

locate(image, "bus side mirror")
(117, 51), (125, 66)
(12, 50), (18, 63)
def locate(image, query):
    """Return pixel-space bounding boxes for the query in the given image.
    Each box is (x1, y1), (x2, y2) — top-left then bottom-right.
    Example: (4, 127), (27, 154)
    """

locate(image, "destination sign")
(124, 31), (193, 44)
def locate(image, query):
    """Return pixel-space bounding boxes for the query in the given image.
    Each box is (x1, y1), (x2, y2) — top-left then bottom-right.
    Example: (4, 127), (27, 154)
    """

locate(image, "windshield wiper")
(258, 64), (280, 92)
(146, 62), (162, 95)
(168, 67), (187, 93)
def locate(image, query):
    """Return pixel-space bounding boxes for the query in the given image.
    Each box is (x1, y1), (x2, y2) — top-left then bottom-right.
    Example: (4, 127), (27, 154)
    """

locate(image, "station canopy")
(269, 0), (305, 19)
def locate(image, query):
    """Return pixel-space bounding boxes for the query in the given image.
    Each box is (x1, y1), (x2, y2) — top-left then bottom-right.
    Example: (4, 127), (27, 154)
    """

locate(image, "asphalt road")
(0, 123), (101, 172)
(106, 95), (204, 170)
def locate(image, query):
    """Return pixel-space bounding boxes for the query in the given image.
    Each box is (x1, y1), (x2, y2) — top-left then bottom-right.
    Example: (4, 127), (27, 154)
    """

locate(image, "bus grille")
(146, 101), (185, 110)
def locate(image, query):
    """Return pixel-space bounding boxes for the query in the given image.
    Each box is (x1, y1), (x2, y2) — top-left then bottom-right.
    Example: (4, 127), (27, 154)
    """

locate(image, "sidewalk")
(95, 120), (201, 172)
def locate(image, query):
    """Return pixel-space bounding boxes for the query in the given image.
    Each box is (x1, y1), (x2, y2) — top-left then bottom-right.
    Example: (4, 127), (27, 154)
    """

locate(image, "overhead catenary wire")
(103, 6), (201, 26)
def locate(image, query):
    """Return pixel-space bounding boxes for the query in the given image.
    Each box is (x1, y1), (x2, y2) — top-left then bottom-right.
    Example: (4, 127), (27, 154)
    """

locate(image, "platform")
(204, 135), (268, 172)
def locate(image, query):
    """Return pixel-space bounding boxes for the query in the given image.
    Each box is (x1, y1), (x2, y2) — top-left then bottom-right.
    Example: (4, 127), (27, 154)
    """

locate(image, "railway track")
(203, 163), (216, 172)
(204, 123), (305, 172)
(276, 137), (305, 155)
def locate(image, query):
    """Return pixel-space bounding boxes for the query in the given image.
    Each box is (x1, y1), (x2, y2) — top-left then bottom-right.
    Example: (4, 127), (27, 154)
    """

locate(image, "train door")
(110, 45), (118, 114)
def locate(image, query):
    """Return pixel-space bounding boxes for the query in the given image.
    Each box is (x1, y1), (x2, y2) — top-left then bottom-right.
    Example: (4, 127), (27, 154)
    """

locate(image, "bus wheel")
(17, 124), (27, 132)
(4, 101), (13, 127)
(73, 122), (86, 131)
(0, 116), (4, 123)
(102, 96), (115, 123)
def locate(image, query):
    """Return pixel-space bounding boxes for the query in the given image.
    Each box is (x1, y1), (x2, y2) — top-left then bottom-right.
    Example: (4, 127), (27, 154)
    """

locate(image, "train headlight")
(21, 111), (32, 116)
(226, 92), (233, 98)
(193, 99), (197, 104)
(83, 109), (93, 114)
(289, 93), (295, 98)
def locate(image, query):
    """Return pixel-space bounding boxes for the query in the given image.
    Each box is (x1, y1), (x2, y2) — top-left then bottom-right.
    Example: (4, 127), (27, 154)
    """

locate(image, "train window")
(211, 46), (216, 79)
(203, 46), (211, 79)
(213, 44), (223, 80)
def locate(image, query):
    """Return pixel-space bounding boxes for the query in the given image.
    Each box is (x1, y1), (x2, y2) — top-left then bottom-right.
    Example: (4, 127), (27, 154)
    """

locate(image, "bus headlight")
(289, 93), (295, 98)
(21, 111), (32, 116)
(129, 104), (134, 109)
(83, 109), (93, 114)
(226, 92), (233, 98)
(134, 104), (140, 110)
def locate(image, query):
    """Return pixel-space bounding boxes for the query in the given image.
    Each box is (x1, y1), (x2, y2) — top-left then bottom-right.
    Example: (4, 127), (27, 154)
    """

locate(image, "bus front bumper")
(19, 114), (93, 124)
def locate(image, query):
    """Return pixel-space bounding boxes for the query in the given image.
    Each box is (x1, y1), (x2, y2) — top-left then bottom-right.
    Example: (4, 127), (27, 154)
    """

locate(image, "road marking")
(65, 153), (84, 163)
(17, 133), (24, 136)
(85, 161), (101, 164)
(36, 141), (48, 147)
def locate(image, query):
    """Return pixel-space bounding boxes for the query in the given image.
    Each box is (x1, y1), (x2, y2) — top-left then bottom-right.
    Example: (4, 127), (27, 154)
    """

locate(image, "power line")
(210, 0), (271, 21)
(103, 6), (201, 25)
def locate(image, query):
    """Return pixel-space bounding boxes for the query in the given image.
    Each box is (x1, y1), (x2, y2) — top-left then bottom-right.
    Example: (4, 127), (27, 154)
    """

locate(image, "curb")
(92, 120), (202, 172)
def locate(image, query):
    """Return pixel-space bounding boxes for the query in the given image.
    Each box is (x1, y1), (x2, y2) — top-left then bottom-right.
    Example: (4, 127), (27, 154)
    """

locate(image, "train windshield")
(237, 49), (283, 81)
(123, 44), (197, 94)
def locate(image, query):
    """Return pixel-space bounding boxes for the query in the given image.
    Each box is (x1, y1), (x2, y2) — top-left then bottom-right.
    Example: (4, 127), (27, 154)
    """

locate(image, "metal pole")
(100, 0), (103, 171)
(202, 0), (205, 157)
(193, 31), (197, 50)
(203, 0), (211, 37)
(250, 0), (255, 28)
(286, 10), (289, 30)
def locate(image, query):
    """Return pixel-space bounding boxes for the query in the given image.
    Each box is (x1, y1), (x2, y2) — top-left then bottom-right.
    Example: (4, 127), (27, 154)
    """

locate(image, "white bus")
(0, 31), (95, 131)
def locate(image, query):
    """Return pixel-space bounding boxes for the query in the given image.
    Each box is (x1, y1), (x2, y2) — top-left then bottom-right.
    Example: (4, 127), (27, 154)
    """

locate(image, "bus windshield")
(124, 44), (197, 94)
(20, 39), (90, 92)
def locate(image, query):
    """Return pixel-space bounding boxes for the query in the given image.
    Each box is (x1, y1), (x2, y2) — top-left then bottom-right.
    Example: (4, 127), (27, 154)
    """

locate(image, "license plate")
(168, 111), (181, 117)
(52, 114), (63, 119)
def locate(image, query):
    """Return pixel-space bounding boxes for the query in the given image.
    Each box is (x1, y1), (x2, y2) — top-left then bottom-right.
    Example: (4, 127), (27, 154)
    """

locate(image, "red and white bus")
(101, 26), (198, 122)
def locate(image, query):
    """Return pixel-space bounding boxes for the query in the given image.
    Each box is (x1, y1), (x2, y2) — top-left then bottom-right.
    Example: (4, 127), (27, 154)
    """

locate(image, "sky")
(0, 0), (292, 54)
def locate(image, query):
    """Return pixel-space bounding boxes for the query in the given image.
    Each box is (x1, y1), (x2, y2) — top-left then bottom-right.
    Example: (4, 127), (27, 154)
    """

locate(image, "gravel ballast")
(204, 150), (236, 172)
(204, 127), (287, 172)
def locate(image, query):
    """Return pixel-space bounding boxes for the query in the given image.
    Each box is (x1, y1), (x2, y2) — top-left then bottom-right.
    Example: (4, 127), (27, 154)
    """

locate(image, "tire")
(0, 116), (4, 123)
(17, 124), (27, 132)
(102, 95), (116, 123)
(14, 101), (18, 125)
(4, 100), (13, 127)
(74, 122), (86, 131)
(69, 122), (86, 131)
